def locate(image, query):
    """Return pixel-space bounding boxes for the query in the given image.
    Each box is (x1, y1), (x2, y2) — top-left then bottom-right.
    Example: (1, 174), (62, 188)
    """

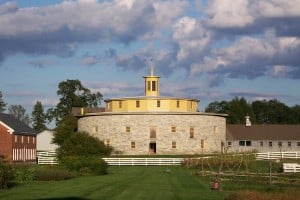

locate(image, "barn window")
(21, 136), (24, 143)
(147, 81), (151, 91)
(150, 127), (156, 139)
(297, 142), (300, 147)
(239, 141), (245, 146)
(176, 100), (180, 108)
(246, 141), (252, 146)
(131, 141), (135, 149)
(125, 126), (131, 133)
(260, 141), (263, 147)
(172, 141), (176, 149)
(227, 141), (232, 147)
(27, 137), (30, 143)
(171, 126), (176, 133)
(14, 135), (17, 143)
(105, 140), (110, 146)
(214, 126), (218, 133)
(33, 137), (35, 144)
(93, 126), (98, 133)
(157, 100), (160, 107)
(288, 141), (291, 147)
(136, 100), (140, 108)
(269, 142), (273, 147)
(119, 101), (122, 108)
(190, 127), (194, 138)
(152, 81), (156, 91)
(278, 141), (282, 147)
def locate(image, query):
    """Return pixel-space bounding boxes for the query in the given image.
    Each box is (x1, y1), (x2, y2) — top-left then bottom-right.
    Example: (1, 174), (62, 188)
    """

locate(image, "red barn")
(0, 113), (37, 163)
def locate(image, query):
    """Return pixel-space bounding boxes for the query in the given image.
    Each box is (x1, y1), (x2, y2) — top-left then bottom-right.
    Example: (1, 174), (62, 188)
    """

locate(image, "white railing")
(283, 163), (300, 173)
(37, 151), (58, 165)
(103, 157), (183, 166)
(256, 152), (300, 160)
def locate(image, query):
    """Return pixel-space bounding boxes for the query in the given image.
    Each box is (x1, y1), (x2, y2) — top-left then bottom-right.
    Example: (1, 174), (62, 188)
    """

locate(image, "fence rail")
(256, 152), (300, 160)
(37, 151), (58, 165)
(103, 157), (183, 166)
(283, 163), (300, 173)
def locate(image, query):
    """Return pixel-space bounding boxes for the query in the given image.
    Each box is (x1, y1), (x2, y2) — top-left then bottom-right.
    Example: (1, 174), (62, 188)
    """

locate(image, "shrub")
(35, 166), (75, 181)
(0, 158), (15, 189)
(14, 167), (36, 183)
(60, 156), (108, 175)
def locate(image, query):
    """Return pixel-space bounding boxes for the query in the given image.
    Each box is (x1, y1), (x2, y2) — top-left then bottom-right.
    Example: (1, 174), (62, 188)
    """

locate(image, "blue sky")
(1, 0), (300, 118)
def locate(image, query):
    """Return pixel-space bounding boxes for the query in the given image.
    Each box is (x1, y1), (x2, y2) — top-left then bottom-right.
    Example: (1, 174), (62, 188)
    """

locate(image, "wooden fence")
(256, 151), (300, 160)
(103, 157), (183, 166)
(283, 163), (300, 173)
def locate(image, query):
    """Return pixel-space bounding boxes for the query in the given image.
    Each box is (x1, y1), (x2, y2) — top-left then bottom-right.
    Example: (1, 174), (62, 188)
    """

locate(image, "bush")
(60, 156), (108, 175)
(0, 158), (15, 189)
(14, 167), (36, 183)
(35, 166), (75, 181)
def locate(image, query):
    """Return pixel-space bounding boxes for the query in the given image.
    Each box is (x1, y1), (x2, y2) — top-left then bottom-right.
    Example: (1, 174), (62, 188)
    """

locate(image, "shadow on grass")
(39, 198), (89, 200)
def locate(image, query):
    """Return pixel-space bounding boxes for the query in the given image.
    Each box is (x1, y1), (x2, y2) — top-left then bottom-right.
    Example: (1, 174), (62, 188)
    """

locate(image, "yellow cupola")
(144, 65), (160, 97)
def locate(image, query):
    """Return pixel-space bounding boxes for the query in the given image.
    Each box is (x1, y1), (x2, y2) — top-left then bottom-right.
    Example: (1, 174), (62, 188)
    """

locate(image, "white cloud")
(206, 0), (254, 28)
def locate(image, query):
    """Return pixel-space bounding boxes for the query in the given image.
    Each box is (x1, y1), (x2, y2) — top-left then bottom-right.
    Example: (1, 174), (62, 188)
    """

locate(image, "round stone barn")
(77, 69), (226, 155)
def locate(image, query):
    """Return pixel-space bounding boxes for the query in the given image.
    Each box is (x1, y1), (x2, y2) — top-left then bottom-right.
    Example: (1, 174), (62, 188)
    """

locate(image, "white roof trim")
(0, 120), (14, 134)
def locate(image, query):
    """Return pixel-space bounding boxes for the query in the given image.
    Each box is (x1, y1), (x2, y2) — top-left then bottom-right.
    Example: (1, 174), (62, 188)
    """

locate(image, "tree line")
(205, 97), (300, 124)
(1, 80), (300, 131)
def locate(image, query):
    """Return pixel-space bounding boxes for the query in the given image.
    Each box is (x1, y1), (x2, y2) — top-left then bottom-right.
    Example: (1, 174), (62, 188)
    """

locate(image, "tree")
(52, 114), (78, 146)
(205, 101), (229, 114)
(0, 91), (6, 113)
(31, 101), (47, 132)
(8, 105), (30, 125)
(47, 79), (103, 123)
(228, 97), (255, 124)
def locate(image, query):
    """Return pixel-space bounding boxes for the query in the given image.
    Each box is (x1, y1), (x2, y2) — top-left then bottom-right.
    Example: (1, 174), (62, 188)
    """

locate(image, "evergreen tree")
(31, 101), (47, 132)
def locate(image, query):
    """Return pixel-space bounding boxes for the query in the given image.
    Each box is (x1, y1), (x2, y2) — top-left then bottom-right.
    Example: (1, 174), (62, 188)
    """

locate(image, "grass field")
(0, 166), (224, 200)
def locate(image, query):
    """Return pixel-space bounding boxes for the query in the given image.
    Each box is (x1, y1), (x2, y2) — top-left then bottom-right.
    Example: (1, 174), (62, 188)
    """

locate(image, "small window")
(171, 126), (176, 133)
(269, 141), (273, 147)
(176, 100), (180, 108)
(278, 141), (282, 147)
(15, 135), (17, 143)
(190, 127), (194, 138)
(131, 141), (135, 149)
(152, 81), (156, 91)
(172, 141), (176, 149)
(136, 100), (140, 108)
(93, 126), (98, 133)
(288, 141), (291, 147)
(119, 101), (122, 108)
(260, 141), (264, 147)
(239, 141), (245, 146)
(214, 126), (218, 133)
(157, 100), (160, 108)
(125, 127), (131, 133)
(297, 142), (300, 147)
(105, 140), (110, 146)
(227, 141), (232, 147)
(246, 141), (252, 146)
(201, 140), (204, 148)
(150, 127), (156, 139)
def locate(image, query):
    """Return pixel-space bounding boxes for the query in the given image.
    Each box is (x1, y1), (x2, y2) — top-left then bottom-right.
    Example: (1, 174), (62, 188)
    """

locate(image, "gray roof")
(0, 113), (37, 135)
(227, 124), (300, 141)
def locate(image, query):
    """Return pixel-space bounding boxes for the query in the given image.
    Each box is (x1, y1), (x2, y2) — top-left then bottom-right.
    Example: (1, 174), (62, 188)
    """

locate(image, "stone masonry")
(78, 112), (226, 155)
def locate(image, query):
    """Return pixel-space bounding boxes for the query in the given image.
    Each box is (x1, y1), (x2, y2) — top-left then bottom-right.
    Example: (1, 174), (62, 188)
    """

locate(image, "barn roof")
(0, 113), (37, 135)
(227, 124), (300, 141)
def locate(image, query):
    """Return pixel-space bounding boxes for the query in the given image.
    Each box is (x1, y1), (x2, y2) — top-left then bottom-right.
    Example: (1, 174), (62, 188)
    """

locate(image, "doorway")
(149, 142), (156, 154)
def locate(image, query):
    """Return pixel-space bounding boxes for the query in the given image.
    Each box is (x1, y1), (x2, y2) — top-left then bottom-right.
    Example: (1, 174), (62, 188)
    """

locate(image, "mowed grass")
(0, 166), (224, 200)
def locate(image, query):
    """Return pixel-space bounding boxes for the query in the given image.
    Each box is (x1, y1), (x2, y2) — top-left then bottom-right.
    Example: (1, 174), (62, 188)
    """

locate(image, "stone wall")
(78, 113), (226, 155)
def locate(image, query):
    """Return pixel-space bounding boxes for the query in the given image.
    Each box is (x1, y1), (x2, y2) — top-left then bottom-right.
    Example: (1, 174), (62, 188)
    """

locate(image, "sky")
(1, 0), (300, 119)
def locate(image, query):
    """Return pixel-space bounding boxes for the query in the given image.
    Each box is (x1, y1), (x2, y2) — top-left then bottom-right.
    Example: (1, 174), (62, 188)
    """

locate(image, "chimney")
(245, 115), (251, 127)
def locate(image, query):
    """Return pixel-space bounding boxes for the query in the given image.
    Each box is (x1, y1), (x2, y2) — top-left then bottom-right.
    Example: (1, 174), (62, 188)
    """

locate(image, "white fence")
(283, 163), (300, 173)
(256, 152), (300, 160)
(103, 157), (183, 166)
(37, 151), (58, 165)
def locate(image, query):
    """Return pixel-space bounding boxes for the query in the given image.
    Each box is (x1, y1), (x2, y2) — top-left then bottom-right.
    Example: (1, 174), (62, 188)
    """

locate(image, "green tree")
(291, 105), (300, 124)
(47, 79), (103, 123)
(252, 99), (293, 124)
(205, 101), (229, 114)
(31, 101), (47, 132)
(0, 91), (6, 113)
(52, 114), (78, 146)
(8, 105), (30, 125)
(228, 97), (255, 124)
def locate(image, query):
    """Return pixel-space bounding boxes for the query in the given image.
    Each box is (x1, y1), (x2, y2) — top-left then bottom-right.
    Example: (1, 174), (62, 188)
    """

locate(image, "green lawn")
(0, 166), (224, 200)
